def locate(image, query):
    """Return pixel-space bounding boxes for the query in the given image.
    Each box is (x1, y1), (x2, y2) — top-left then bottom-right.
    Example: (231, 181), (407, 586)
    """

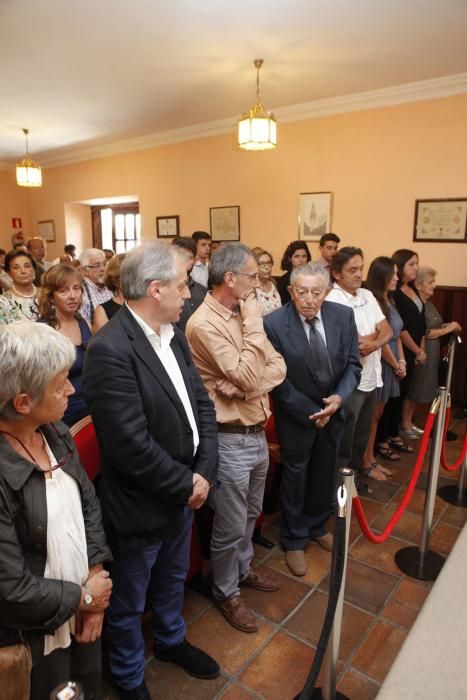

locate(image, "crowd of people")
(0, 228), (462, 700)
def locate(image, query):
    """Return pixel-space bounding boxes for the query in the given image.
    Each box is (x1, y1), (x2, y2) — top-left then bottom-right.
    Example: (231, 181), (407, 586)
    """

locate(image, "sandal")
(375, 463), (393, 477)
(375, 444), (400, 461)
(387, 437), (414, 453)
(361, 463), (387, 481)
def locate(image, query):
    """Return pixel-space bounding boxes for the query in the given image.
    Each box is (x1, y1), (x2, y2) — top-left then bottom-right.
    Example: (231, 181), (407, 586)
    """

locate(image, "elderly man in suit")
(264, 262), (361, 576)
(82, 242), (219, 700)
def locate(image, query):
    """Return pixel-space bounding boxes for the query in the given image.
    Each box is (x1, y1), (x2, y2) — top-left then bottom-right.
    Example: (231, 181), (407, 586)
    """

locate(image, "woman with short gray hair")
(408, 266), (462, 405)
(0, 321), (112, 700)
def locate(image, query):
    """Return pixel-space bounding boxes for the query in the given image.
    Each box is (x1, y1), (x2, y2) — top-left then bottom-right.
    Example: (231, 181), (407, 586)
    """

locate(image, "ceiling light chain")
(238, 58), (277, 151)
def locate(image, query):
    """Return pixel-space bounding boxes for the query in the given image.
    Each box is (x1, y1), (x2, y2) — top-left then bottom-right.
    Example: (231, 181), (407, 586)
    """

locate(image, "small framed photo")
(298, 192), (333, 240)
(156, 215), (179, 238)
(210, 205), (240, 241)
(38, 220), (55, 242)
(413, 198), (467, 243)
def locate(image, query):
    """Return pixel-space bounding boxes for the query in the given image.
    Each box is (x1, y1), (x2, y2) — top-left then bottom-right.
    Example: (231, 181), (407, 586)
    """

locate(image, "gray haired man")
(83, 242), (219, 700)
(79, 248), (112, 323)
(186, 243), (286, 633)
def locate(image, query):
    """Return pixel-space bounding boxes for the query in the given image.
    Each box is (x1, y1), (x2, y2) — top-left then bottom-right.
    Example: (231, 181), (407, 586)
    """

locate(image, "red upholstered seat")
(69, 415), (201, 581)
(70, 416), (101, 482)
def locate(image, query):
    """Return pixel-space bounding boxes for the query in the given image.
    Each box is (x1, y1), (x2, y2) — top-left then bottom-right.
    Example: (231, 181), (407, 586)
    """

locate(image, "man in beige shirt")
(186, 243), (286, 634)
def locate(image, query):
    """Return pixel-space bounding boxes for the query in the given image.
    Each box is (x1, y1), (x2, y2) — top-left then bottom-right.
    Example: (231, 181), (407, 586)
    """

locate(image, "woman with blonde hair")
(92, 253), (125, 332)
(38, 264), (91, 427)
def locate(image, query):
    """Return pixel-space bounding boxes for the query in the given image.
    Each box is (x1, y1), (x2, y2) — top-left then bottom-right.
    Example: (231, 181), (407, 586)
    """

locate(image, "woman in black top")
(392, 249), (427, 439)
(277, 241), (311, 305)
(92, 253), (125, 332)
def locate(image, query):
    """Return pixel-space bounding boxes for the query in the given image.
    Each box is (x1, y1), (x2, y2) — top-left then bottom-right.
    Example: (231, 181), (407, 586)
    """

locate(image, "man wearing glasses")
(79, 248), (113, 323)
(186, 243), (286, 634)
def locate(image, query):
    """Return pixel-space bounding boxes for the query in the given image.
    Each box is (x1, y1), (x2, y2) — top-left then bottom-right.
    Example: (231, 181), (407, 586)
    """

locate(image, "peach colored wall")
(0, 169), (30, 249)
(64, 202), (92, 253)
(6, 93), (467, 285)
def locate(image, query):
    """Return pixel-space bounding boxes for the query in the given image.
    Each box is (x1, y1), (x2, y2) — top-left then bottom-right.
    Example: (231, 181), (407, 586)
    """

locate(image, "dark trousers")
(30, 638), (101, 700)
(105, 508), (193, 691)
(339, 388), (377, 470)
(377, 396), (400, 442)
(280, 423), (341, 551)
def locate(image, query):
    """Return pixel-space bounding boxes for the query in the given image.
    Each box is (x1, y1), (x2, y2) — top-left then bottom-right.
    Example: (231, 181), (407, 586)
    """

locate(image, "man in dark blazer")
(264, 262), (361, 576)
(82, 242), (219, 700)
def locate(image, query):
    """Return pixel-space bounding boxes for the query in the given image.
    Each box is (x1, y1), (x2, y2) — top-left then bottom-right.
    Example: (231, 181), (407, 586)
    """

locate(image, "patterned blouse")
(0, 290), (39, 324)
(256, 284), (282, 317)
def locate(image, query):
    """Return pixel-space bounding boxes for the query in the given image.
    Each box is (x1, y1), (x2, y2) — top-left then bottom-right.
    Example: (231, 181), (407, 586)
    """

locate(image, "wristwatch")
(82, 587), (93, 607)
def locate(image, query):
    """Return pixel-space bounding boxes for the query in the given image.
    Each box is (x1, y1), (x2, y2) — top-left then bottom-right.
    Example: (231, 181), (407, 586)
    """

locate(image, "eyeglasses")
(233, 271), (260, 280)
(0, 425), (74, 474)
(84, 262), (106, 270)
(258, 261), (273, 268)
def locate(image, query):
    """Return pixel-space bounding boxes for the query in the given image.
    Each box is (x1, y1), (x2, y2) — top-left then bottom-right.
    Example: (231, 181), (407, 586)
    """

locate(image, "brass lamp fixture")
(16, 128), (42, 187)
(238, 59), (277, 151)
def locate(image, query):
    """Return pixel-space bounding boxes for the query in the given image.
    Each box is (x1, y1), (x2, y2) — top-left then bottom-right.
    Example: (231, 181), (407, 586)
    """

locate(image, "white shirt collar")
(126, 303), (174, 350)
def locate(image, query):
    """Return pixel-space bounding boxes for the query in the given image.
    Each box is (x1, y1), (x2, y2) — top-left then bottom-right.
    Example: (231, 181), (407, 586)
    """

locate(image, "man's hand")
(309, 394), (342, 428)
(214, 378), (245, 399)
(238, 292), (262, 321)
(358, 336), (378, 357)
(74, 611), (104, 644)
(188, 473), (210, 510)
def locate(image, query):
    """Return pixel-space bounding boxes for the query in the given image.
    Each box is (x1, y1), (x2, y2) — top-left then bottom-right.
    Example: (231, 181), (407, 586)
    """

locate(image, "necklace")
(12, 285), (36, 298)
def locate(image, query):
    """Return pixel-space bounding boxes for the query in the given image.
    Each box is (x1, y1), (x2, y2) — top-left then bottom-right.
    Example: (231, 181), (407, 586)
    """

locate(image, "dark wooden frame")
(156, 215), (179, 238)
(413, 198), (467, 243)
(209, 205), (240, 241)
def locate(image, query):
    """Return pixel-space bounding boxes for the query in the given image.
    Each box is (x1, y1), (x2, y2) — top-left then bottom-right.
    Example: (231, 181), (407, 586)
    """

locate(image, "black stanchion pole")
(395, 388), (447, 581)
(294, 468), (354, 700)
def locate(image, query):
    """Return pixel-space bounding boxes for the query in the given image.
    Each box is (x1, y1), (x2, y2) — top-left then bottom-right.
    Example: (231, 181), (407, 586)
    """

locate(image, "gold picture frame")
(37, 220), (55, 242)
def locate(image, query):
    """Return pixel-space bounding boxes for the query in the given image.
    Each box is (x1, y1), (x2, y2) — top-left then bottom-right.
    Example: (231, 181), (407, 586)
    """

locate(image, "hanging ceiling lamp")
(238, 59), (277, 151)
(16, 128), (42, 187)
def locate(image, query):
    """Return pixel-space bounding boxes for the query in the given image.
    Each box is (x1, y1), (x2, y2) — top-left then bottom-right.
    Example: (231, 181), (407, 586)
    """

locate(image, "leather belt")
(217, 423), (264, 435)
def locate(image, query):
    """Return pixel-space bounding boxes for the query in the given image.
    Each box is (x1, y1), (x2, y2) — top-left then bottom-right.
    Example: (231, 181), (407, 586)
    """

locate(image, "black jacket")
(0, 422), (111, 662)
(264, 301), (362, 450)
(82, 305), (218, 552)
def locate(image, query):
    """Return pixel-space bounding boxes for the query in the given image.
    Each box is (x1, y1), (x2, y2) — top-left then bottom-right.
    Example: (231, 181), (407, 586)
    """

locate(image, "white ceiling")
(1, 0), (467, 165)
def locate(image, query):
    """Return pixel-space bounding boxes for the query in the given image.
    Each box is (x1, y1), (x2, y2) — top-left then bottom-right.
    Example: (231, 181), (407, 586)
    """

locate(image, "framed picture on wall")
(156, 215), (179, 238)
(38, 220), (55, 242)
(298, 192), (333, 240)
(413, 198), (467, 242)
(210, 205), (240, 241)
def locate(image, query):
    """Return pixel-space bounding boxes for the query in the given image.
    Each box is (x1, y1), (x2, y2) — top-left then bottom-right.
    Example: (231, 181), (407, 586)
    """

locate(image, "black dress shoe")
(117, 681), (151, 700)
(154, 638), (220, 679)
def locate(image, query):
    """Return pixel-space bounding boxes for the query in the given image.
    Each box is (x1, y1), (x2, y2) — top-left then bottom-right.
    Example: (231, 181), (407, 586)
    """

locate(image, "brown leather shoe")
(285, 550), (307, 576)
(218, 595), (258, 633)
(311, 533), (333, 552)
(241, 566), (280, 592)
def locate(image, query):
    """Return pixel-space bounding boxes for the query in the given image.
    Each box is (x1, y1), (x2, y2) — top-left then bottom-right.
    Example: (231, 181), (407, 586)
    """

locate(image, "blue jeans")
(105, 508), (193, 690)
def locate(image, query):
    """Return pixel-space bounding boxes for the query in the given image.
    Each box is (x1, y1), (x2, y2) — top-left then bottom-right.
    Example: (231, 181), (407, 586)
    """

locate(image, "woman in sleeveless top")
(93, 253), (126, 332)
(392, 249), (427, 440)
(37, 264), (92, 427)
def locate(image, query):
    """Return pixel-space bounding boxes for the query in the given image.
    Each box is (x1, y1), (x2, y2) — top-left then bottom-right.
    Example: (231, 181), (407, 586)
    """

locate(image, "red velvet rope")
(353, 410), (437, 544)
(440, 405), (467, 472)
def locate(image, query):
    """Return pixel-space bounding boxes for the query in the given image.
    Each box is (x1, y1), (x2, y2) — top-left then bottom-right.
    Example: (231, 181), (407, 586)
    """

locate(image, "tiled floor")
(101, 415), (466, 699)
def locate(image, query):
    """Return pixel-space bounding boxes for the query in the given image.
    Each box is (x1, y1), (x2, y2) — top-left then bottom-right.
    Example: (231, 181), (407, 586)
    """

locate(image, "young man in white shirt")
(327, 247), (392, 482)
(190, 231), (211, 287)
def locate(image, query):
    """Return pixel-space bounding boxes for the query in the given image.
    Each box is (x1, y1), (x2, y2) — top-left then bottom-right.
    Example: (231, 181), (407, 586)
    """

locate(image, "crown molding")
(3, 72), (466, 171)
(275, 72), (467, 123)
